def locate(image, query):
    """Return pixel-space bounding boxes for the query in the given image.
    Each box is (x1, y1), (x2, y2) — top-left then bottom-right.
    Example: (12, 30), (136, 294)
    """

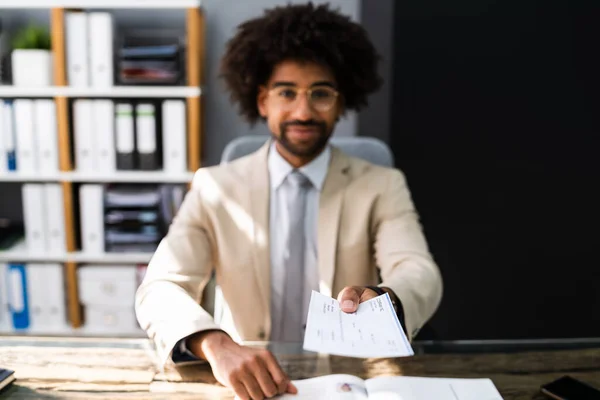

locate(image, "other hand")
(190, 331), (298, 400)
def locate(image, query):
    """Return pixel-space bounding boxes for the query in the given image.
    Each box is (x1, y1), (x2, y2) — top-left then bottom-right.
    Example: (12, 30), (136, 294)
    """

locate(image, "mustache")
(281, 120), (326, 130)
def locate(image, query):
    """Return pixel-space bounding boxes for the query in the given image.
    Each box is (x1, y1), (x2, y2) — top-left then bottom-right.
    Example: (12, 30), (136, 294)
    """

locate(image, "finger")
(337, 286), (362, 313)
(231, 377), (250, 400)
(241, 372), (264, 400)
(361, 287), (380, 302)
(262, 350), (291, 394)
(254, 356), (279, 398)
(286, 381), (299, 394)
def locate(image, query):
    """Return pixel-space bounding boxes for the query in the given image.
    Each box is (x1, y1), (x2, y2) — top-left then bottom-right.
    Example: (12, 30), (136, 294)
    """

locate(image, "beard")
(275, 119), (331, 159)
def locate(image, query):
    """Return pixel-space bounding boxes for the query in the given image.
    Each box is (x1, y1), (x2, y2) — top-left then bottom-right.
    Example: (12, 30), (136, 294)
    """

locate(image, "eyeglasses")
(267, 86), (339, 112)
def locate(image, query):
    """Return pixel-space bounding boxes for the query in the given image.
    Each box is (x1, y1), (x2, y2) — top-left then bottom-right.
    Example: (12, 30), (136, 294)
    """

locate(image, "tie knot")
(287, 170), (311, 189)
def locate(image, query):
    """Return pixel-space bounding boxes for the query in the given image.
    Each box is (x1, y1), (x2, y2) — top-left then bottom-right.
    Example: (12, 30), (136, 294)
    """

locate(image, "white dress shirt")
(268, 142), (331, 341)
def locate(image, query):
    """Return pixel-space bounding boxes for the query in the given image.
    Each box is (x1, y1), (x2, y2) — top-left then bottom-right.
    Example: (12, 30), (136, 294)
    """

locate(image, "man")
(135, 3), (442, 400)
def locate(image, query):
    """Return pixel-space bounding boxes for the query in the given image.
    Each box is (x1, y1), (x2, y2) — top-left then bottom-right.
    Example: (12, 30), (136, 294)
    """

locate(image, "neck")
(275, 141), (322, 168)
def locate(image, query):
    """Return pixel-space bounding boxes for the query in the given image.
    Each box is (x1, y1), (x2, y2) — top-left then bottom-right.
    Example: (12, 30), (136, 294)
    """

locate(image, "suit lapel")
(318, 147), (351, 298)
(248, 142), (272, 333)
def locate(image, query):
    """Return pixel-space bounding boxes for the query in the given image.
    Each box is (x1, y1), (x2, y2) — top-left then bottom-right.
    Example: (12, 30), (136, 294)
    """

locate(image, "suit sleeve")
(135, 170), (221, 366)
(373, 169), (443, 340)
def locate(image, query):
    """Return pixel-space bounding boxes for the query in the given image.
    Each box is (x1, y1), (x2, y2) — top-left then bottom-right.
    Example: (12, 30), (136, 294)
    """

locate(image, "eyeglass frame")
(264, 85), (341, 112)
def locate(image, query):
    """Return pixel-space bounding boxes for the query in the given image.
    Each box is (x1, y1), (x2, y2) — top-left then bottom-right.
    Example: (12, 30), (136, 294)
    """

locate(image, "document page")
(279, 374), (368, 400)
(365, 376), (504, 400)
(303, 291), (414, 358)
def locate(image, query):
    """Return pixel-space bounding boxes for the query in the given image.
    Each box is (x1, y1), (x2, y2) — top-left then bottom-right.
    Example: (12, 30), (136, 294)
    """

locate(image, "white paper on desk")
(303, 291), (414, 358)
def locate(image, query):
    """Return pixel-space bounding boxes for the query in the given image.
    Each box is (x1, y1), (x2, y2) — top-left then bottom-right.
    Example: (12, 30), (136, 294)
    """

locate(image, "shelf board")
(0, 0), (201, 8)
(0, 171), (194, 183)
(65, 171), (195, 183)
(0, 86), (201, 98)
(0, 241), (154, 264)
(69, 251), (153, 264)
(0, 173), (62, 182)
(0, 250), (154, 264)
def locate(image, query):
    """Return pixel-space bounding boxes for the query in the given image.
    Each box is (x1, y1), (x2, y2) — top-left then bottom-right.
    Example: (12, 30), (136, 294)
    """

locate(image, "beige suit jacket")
(135, 142), (443, 365)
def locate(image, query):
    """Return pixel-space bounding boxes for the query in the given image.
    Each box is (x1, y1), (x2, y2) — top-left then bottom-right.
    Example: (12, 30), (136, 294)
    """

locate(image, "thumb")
(337, 286), (362, 313)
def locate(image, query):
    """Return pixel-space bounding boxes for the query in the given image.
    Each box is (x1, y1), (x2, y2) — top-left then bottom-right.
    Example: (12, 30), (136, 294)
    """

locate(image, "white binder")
(73, 99), (97, 172)
(44, 184), (66, 254)
(0, 264), (10, 332)
(22, 184), (48, 253)
(14, 99), (38, 173)
(2, 101), (16, 172)
(34, 100), (60, 175)
(66, 11), (90, 87)
(89, 12), (114, 87)
(162, 100), (187, 173)
(0, 103), (5, 174)
(79, 184), (105, 254)
(26, 264), (68, 333)
(93, 100), (116, 172)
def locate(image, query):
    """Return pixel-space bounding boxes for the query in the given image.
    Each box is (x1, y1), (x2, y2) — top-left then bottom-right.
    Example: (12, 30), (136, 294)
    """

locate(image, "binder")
(2, 101), (16, 171)
(22, 184), (48, 253)
(0, 104), (5, 174)
(66, 11), (90, 87)
(26, 264), (68, 333)
(73, 99), (97, 172)
(93, 100), (116, 172)
(89, 12), (114, 87)
(44, 184), (66, 254)
(0, 264), (10, 332)
(135, 103), (159, 170)
(14, 99), (38, 173)
(34, 100), (60, 175)
(7, 263), (30, 330)
(162, 100), (187, 173)
(79, 184), (105, 254)
(115, 103), (135, 170)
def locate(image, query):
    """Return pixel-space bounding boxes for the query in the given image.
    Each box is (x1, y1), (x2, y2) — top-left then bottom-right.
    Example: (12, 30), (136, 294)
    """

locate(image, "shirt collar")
(268, 141), (331, 191)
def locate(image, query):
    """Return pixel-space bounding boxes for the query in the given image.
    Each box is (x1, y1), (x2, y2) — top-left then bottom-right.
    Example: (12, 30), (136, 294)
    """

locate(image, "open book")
(279, 374), (503, 400)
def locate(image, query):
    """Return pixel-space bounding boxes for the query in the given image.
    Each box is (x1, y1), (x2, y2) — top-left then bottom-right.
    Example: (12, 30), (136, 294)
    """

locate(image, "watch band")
(366, 285), (386, 297)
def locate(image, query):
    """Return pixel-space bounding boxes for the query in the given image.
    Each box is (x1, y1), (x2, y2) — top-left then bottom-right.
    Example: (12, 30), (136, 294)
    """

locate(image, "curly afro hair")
(220, 2), (383, 124)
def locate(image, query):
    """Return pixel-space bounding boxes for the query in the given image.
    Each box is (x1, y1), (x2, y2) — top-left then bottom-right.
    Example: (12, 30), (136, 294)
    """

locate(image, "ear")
(257, 85), (268, 118)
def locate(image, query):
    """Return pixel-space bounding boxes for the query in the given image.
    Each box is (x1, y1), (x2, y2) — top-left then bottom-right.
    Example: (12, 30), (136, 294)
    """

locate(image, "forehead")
(267, 60), (336, 86)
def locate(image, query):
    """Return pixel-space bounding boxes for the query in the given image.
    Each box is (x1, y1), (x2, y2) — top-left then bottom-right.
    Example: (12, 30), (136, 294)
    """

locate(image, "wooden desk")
(0, 337), (599, 399)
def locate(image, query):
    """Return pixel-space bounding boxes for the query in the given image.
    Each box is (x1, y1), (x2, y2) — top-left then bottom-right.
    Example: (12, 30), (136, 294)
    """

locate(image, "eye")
(311, 88), (333, 100)
(277, 88), (297, 99)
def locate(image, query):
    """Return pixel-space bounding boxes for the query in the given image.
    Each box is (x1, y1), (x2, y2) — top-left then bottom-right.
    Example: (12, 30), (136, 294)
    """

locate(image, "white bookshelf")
(0, 0), (201, 9)
(0, 85), (201, 98)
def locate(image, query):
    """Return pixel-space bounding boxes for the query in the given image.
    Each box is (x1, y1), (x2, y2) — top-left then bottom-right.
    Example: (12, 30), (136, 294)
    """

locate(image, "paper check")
(302, 290), (414, 358)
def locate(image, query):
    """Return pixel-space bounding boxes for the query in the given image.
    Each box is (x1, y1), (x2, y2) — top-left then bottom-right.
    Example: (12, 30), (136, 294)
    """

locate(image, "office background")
(1, 0), (598, 341)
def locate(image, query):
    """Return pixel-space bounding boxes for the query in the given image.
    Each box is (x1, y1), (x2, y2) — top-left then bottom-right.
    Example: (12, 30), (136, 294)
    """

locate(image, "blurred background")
(0, 0), (598, 342)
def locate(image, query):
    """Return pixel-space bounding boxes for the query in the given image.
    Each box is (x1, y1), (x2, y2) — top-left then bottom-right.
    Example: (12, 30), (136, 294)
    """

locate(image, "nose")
(289, 92), (314, 121)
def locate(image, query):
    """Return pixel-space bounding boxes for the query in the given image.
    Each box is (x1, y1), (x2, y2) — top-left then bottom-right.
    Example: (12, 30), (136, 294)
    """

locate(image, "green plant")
(11, 25), (51, 50)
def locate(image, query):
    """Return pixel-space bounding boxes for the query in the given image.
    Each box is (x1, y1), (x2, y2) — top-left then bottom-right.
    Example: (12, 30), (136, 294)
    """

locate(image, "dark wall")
(391, 0), (600, 340)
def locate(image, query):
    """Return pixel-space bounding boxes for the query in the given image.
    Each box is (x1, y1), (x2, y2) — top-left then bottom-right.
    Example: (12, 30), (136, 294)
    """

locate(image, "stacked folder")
(79, 183), (186, 254)
(65, 10), (185, 87)
(0, 263), (70, 333)
(0, 99), (59, 174)
(72, 99), (187, 173)
(78, 264), (145, 335)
